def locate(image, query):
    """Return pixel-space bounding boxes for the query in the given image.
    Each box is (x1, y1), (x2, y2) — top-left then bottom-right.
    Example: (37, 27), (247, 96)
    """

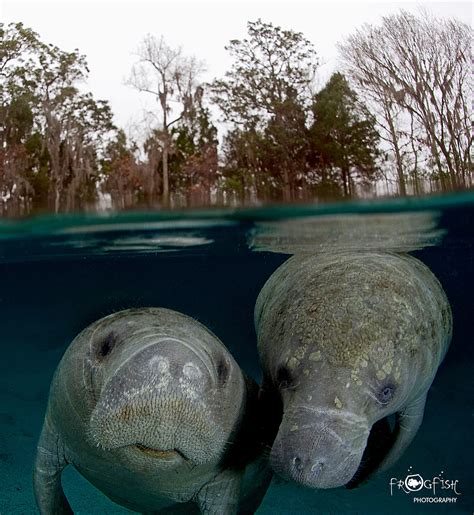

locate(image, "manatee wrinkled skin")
(34, 308), (271, 514)
(255, 252), (452, 489)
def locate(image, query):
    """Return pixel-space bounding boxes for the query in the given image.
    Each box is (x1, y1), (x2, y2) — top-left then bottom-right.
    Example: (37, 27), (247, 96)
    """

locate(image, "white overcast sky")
(2, 0), (472, 134)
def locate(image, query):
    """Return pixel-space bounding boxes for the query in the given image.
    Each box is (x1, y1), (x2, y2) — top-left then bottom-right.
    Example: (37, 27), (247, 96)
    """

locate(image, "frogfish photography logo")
(389, 467), (461, 504)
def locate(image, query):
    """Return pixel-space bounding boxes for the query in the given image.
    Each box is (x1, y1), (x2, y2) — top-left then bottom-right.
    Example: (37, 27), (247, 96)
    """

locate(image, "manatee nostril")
(291, 456), (325, 474)
(311, 460), (325, 474)
(292, 456), (304, 471)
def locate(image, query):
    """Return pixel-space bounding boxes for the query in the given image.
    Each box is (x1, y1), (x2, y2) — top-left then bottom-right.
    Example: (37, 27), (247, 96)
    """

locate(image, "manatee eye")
(276, 366), (292, 390)
(216, 357), (229, 385)
(96, 332), (117, 359)
(377, 384), (396, 405)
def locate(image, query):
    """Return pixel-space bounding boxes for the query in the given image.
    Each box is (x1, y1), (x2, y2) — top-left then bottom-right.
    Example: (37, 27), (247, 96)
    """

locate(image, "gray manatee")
(34, 308), (270, 514)
(255, 252), (452, 489)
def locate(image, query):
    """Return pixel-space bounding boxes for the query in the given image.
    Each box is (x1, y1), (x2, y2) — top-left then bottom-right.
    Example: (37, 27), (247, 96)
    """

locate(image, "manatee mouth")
(134, 444), (189, 461)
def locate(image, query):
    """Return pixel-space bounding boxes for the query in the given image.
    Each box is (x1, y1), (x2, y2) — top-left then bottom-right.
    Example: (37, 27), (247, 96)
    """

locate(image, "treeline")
(1, 12), (472, 216)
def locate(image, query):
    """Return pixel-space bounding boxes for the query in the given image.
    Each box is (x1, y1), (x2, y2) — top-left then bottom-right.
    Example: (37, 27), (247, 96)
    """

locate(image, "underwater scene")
(0, 193), (473, 514)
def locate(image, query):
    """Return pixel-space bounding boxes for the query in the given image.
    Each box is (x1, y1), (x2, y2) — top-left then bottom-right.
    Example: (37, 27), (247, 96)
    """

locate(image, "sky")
(2, 0), (472, 135)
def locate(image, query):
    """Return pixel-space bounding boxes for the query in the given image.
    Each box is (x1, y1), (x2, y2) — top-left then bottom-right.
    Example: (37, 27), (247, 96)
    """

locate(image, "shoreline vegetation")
(1, 12), (472, 217)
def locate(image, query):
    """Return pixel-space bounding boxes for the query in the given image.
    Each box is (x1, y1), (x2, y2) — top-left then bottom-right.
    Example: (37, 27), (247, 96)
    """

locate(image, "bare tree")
(338, 9), (472, 193)
(126, 35), (204, 206)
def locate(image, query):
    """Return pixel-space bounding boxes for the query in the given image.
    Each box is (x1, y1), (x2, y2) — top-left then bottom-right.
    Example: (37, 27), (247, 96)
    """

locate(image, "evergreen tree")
(309, 73), (380, 197)
(169, 88), (218, 205)
(212, 19), (319, 200)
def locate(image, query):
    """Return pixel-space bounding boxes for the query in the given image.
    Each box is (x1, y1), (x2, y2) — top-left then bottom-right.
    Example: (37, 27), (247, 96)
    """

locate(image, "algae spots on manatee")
(309, 351), (321, 362)
(286, 357), (300, 371)
(254, 252), (453, 492)
(293, 345), (307, 361)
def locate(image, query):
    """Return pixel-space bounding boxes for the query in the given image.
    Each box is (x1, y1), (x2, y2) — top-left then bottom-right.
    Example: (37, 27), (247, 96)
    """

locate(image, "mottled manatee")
(254, 252), (452, 489)
(34, 308), (270, 514)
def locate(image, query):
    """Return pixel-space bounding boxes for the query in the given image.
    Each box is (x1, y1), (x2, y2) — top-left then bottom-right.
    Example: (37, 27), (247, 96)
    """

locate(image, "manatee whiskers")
(286, 405), (368, 438)
(134, 444), (187, 460)
(86, 428), (107, 451)
(132, 444), (198, 471)
(291, 406), (367, 426)
(336, 449), (363, 470)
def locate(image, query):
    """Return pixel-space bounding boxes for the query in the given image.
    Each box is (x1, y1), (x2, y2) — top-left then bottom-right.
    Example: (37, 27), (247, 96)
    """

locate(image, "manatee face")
(267, 354), (409, 489)
(79, 310), (243, 473)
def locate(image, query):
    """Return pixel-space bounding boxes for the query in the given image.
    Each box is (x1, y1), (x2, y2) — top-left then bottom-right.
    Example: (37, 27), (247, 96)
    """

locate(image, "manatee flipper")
(196, 469), (242, 515)
(34, 417), (73, 515)
(377, 393), (427, 473)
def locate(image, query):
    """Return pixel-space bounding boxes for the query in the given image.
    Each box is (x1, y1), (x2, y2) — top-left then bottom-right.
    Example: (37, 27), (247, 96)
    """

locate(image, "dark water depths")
(0, 193), (473, 514)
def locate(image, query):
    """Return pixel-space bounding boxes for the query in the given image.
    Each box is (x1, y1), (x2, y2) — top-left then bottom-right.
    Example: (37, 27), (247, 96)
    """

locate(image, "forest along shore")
(1, 12), (471, 217)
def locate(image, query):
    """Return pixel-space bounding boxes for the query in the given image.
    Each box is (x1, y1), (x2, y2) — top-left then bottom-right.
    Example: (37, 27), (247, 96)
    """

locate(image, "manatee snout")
(271, 408), (370, 488)
(89, 339), (224, 464)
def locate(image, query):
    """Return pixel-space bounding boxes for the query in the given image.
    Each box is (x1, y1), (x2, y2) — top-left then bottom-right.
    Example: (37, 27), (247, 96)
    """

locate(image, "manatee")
(254, 252), (452, 489)
(34, 308), (271, 514)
